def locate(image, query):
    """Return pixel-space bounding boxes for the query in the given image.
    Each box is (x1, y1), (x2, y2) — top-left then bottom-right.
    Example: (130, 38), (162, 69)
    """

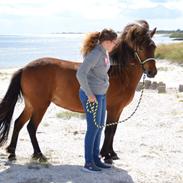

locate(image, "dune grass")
(56, 111), (85, 120)
(155, 42), (183, 64)
(170, 32), (183, 40)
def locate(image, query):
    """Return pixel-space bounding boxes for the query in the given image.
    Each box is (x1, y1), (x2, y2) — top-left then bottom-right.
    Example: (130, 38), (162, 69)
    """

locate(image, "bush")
(56, 111), (85, 120)
(155, 42), (183, 64)
(170, 32), (183, 40)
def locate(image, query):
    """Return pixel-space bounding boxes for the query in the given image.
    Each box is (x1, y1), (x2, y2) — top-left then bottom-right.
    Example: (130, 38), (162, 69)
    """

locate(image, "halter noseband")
(134, 52), (156, 65)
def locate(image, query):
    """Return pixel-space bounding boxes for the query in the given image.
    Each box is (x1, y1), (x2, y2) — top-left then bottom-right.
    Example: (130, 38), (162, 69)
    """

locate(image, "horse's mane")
(109, 21), (152, 76)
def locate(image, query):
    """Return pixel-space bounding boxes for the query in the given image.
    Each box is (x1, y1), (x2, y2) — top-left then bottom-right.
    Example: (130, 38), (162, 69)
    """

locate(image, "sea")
(0, 33), (179, 69)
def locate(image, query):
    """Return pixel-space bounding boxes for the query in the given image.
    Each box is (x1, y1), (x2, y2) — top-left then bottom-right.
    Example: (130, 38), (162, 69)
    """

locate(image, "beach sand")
(0, 60), (183, 183)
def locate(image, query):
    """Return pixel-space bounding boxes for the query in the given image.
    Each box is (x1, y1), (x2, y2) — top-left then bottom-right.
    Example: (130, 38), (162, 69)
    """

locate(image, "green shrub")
(56, 111), (85, 120)
(155, 42), (183, 64)
(170, 32), (183, 39)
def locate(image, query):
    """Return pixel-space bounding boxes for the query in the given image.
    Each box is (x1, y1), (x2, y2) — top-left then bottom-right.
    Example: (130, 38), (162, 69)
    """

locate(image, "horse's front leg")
(100, 124), (119, 164)
(100, 108), (122, 164)
(108, 124), (120, 160)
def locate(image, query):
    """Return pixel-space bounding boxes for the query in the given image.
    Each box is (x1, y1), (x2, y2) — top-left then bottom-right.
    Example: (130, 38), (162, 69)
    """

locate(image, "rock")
(158, 83), (166, 93)
(150, 81), (158, 90)
(158, 81), (166, 87)
(179, 85), (183, 92)
(136, 82), (144, 91)
(145, 80), (151, 89)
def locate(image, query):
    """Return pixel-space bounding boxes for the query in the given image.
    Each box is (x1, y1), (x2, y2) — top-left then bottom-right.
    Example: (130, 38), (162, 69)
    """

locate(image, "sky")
(0, 0), (183, 34)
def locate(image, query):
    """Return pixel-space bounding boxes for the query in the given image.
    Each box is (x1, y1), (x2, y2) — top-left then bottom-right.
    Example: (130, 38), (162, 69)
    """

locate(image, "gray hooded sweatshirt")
(76, 44), (110, 97)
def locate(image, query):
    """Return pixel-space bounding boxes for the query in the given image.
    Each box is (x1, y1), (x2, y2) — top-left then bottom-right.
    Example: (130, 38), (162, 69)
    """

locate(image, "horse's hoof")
(6, 146), (15, 154)
(39, 155), (48, 163)
(32, 153), (48, 163)
(8, 154), (16, 161)
(104, 158), (113, 164)
(112, 154), (120, 160)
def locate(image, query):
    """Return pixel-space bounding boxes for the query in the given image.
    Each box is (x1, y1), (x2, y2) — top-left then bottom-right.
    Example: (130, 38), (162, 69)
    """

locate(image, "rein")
(86, 74), (146, 128)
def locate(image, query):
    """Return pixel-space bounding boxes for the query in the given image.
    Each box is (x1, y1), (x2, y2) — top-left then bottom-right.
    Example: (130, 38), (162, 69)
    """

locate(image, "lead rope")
(86, 74), (146, 128)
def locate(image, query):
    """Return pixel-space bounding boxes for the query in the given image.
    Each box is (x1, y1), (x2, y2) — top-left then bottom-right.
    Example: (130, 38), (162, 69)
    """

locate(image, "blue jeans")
(79, 89), (106, 164)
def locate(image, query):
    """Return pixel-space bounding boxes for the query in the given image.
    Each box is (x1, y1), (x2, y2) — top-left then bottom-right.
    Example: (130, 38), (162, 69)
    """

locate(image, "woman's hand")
(88, 95), (97, 103)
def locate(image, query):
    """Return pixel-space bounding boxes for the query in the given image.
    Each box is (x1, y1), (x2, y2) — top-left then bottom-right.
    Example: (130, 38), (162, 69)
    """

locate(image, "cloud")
(150, 0), (169, 2)
(125, 5), (182, 19)
(0, 0), (183, 34)
(0, 0), (122, 19)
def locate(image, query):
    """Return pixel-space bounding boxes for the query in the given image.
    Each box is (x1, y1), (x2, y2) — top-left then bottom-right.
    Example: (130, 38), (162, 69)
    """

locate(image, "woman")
(76, 29), (117, 172)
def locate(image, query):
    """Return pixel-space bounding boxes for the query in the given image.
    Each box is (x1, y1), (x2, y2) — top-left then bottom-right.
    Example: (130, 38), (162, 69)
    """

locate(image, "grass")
(56, 111), (85, 120)
(155, 42), (183, 64)
(170, 32), (183, 40)
(157, 66), (169, 71)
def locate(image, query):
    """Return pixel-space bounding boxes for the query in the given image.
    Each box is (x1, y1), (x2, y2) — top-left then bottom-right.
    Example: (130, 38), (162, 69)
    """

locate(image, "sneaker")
(95, 159), (111, 169)
(82, 162), (102, 172)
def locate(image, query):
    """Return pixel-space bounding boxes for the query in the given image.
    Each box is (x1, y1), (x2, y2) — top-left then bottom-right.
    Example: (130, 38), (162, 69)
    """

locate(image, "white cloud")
(125, 5), (182, 19)
(165, 0), (183, 11)
(0, 0), (122, 19)
(0, 0), (182, 34)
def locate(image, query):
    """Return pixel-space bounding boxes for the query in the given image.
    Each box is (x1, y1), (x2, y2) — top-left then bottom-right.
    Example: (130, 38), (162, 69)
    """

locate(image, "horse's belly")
(52, 93), (84, 113)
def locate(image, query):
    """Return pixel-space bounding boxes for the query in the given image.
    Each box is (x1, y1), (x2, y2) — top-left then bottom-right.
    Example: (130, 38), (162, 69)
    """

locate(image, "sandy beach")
(0, 60), (183, 183)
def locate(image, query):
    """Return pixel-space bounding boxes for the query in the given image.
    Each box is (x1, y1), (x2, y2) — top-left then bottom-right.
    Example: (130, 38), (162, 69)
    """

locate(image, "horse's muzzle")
(145, 69), (157, 78)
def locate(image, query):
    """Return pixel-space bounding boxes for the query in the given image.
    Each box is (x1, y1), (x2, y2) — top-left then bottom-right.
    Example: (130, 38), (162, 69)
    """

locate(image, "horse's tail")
(0, 69), (22, 146)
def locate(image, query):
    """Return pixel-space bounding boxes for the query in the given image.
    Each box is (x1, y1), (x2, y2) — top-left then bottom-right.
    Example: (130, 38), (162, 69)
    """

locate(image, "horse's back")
(21, 57), (83, 112)
(25, 57), (80, 70)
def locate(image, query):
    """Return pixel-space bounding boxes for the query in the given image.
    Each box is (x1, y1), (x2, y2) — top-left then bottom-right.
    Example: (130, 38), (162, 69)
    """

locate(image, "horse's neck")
(131, 64), (143, 86)
(121, 62), (143, 90)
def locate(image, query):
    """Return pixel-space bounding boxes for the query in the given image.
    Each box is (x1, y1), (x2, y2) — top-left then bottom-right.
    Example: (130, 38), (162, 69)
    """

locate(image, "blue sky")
(0, 0), (182, 34)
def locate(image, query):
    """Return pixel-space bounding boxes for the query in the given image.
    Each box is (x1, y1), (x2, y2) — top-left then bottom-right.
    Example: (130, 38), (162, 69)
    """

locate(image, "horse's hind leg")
(7, 106), (32, 161)
(27, 104), (49, 162)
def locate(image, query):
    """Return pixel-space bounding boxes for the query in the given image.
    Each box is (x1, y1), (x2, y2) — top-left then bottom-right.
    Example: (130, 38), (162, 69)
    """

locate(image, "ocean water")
(0, 33), (176, 69)
(0, 34), (84, 68)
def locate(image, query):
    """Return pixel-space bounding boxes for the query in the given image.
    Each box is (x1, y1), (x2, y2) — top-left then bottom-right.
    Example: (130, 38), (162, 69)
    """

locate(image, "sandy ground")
(0, 60), (183, 183)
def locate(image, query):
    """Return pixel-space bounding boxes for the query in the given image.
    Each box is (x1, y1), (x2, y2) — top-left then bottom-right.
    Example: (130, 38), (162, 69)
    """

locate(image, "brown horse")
(0, 21), (157, 163)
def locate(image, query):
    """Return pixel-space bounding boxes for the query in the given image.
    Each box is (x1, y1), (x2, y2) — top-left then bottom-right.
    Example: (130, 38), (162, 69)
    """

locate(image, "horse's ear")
(150, 27), (157, 37)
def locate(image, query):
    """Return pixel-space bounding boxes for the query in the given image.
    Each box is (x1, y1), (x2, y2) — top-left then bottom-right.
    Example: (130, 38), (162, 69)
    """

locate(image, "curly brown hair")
(81, 29), (117, 56)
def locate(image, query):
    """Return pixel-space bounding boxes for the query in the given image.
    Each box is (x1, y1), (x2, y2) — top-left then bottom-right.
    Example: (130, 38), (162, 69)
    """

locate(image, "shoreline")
(0, 59), (183, 89)
(0, 67), (20, 73)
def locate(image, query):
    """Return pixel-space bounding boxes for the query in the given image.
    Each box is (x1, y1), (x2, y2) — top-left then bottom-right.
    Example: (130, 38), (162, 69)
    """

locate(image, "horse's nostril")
(155, 69), (157, 75)
(148, 71), (152, 76)
(148, 71), (151, 75)
(146, 70), (156, 78)
(150, 70), (157, 77)
(151, 70), (157, 77)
